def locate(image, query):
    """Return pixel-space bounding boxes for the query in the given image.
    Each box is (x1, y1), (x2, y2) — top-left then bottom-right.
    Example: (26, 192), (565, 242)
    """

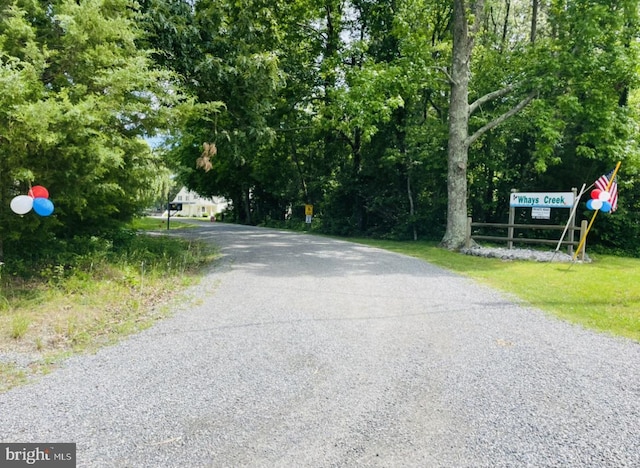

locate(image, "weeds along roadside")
(0, 227), (217, 392)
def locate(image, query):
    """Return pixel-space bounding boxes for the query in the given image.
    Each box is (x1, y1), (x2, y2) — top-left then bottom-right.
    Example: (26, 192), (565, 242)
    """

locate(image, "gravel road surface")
(1, 223), (638, 467)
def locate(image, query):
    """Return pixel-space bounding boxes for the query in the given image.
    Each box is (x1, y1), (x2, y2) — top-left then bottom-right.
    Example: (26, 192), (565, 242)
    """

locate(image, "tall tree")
(0, 0), (176, 264)
(441, 0), (536, 249)
(151, 0), (295, 223)
(144, 0), (640, 254)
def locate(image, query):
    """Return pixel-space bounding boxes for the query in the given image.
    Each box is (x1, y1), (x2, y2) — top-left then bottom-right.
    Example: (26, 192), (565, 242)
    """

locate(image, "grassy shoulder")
(349, 238), (640, 342)
(0, 220), (216, 392)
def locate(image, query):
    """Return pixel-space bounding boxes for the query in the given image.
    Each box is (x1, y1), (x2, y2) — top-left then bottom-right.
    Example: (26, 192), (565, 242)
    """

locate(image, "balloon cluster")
(10, 185), (55, 216)
(586, 189), (612, 213)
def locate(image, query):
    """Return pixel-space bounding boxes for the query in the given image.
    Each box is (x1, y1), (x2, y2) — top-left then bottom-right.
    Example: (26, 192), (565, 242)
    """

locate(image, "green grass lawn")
(349, 239), (640, 342)
(131, 216), (201, 230)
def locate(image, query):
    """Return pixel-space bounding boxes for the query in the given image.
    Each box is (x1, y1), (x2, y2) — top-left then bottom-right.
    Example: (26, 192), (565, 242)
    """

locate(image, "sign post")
(305, 204), (313, 225)
(166, 198), (183, 230)
(167, 192), (170, 230)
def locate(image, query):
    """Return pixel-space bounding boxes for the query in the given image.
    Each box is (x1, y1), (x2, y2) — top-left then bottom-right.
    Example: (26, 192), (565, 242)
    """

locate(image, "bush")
(1, 227), (213, 280)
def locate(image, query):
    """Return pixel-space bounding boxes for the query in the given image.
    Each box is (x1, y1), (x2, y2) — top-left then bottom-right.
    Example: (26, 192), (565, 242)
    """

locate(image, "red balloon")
(29, 185), (49, 199)
(590, 189), (601, 200)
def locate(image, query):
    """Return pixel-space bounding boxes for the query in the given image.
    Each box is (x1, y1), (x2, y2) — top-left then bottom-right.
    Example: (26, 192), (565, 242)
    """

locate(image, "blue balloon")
(600, 201), (612, 213)
(586, 199), (595, 210)
(33, 197), (54, 216)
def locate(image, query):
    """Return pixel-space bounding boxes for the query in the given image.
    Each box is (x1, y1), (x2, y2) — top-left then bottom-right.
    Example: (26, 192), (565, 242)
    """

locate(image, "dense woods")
(2, 0), (640, 271)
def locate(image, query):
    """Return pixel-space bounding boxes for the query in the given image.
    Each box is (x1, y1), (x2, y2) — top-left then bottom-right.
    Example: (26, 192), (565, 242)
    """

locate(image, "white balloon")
(10, 195), (34, 215)
(598, 191), (611, 201)
(591, 199), (603, 210)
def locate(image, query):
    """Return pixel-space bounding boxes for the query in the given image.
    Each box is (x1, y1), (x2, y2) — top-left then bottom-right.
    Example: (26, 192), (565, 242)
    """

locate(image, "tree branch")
(468, 84), (515, 116)
(337, 129), (356, 151)
(435, 66), (456, 85)
(466, 91), (537, 147)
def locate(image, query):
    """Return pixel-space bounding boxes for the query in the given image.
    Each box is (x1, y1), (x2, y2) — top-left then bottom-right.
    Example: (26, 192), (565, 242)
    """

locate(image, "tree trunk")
(242, 185), (252, 225)
(531, 0), (538, 44)
(501, 0), (511, 51)
(352, 128), (363, 231)
(407, 164), (417, 241)
(440, 0), (475, 250)
(290, 141), (309, 203)
(440, 0), (533, 250)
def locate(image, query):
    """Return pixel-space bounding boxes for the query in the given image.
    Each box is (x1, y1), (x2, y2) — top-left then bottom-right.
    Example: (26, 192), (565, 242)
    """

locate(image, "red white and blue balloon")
(586, 189), (612, 213)
(10, 185), (54, 216)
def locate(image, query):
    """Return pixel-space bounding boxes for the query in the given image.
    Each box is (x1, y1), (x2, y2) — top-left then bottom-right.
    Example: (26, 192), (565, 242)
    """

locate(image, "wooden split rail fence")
(465, 217), (589, 260)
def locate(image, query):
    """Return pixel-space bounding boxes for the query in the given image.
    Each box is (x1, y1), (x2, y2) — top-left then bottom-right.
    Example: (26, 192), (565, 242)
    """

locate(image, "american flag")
(595, 169), (618, 212)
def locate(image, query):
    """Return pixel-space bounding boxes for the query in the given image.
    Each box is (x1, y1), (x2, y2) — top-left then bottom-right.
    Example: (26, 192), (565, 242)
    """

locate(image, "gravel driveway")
(1, 223), (638, 467)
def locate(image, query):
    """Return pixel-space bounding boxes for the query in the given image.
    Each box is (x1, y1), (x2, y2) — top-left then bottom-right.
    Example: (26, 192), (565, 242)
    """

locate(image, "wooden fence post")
(508, 189), (516, 249)
(466, 217), (472, 249)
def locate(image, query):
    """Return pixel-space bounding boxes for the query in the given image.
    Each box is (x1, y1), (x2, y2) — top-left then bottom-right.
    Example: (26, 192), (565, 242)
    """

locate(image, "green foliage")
(135, 0), (640, 252)
(0, 0), (180, 264)
(1, 0), (638, 259)
(0, 225), (213, 281)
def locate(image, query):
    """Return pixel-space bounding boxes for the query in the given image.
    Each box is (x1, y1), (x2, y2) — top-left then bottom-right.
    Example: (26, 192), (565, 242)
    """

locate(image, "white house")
(168, 187), (228, 218)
